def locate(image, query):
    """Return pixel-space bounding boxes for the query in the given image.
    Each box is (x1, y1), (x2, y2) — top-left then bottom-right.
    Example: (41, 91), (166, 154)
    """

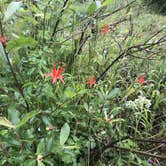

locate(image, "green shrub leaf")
(0, 43), (5, 57)
(0, 117), (16, 128)
(60, 123), (70, 146)
(7, 36), (37, 51)
(101, 0), (113, 8)
(108, 88), (121, 99)
(16, 110), (41, 128)
(65, 87), (76, 98)
(86, 2), (97, 16)
(4, 1), (22, 21)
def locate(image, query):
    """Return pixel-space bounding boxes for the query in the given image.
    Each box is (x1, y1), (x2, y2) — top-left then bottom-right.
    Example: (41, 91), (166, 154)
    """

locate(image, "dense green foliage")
(0, 0), (166, 166)
(142, 0), (166, 14)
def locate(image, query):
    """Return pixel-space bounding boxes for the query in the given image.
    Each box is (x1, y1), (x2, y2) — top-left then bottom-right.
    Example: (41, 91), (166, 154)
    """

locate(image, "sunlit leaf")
(4, 1), (22, 21)
(64, 145), (79, 149)
(37, 139), (45, 154)
(16, 110), (41, 128)
(86, 2), (97, 16)
(0, 42), (5, 57)
(8, 106), (20, 125)
(101, 0), (113, 8)
(0, 117), (16, 128)
(24, 160), (36, 166)
(60, 123), (70, 146)
(7, 36), (37, 51)
(108, 88), (121, 99)
(65, 87), (76, 98)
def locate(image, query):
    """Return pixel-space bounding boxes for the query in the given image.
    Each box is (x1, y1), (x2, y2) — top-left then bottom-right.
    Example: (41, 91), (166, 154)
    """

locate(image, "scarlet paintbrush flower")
(101, 24), (110, 34)
(137, 75), (145, 85)
(45, 65), (64, 84)
(86, 76), (96, 86)
(0, 35), (7, 48)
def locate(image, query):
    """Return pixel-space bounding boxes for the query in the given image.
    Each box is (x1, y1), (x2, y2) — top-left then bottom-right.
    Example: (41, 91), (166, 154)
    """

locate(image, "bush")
(0, 0), (165, 165)
(142, 0), (166, 14)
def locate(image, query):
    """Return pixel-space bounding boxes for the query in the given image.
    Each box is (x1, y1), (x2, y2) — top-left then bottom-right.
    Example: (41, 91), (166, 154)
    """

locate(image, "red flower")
(137, 75), (145, 85)
(0, 35), (7, 48)
(86, 76), (96, 86)
(45, 65), (64, 84)
(101, 24), (110, 34)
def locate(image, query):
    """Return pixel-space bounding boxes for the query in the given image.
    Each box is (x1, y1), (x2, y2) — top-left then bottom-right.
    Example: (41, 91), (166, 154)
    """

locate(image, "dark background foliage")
(143, 0), (166, 14)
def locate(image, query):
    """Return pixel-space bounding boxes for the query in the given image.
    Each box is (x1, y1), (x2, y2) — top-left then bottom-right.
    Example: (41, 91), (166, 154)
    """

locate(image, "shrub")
(142, 0), (166, 14)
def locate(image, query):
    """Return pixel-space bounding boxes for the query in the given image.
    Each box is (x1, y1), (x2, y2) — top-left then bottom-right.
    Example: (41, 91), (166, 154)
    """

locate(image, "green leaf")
(60, 123), (70, 146)
(38, 162), (45, 166)
(125, 87), (135, 98)
(65, 87), (76, 98)
(0, 117), (16, 128)
(101, 0), (113, 8)
(16, 110), (41, 128)
(0, 43), (5, 57)
(107, 88), (121, 99)
(37, 139), (45, 154)
(86, 2), (97, 16)
(8, 106), (20, 125)
(6, 36), (37, 51)
(64, 145), (79, 150)
(4, 1), (22, 21)
(24, 159), (36, 166)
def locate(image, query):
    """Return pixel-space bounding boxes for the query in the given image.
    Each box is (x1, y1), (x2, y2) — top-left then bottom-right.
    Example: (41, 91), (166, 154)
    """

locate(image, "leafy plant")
(0, 0), (165, 166)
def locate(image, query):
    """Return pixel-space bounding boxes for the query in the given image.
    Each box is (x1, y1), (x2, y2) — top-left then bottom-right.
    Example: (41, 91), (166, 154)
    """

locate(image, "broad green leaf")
(111, 118), (125, 123)
(64, 145), (79, 149)
(8, 106), (20, 125)
(16, 110), (41, 128)
(86, 2), (97, 16)
(0, 117), (16, 128)
(6, 36), (37, 51)
(4, 1), (22, 21)
(111, 107), (122, 117)
(96, 0), (102, 9)
(107, 88), (121, 99)
(60, 123), (70, 146)
(24, 159), (36, 166)
(125, 87), (135, 98)
(37, 139), (45, 154)
(38, 162), (45, 166)
(65, 87), (76, 98)
(101, 0), (113, 8)
(0, 42), (5, 57)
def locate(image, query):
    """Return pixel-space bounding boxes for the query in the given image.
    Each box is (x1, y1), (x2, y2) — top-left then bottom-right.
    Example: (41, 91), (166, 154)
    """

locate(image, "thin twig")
(146, 143), (165, 153)
(144, 27), (166, 44)
(42, 0), (52, 44)
(113, 145), (166, 160)
(97, 0), (136, 20)
(133, 138), (166, 144)
(96, 34), (166, 82)
(3, 50), (30, 112)
(89, 136), (130, 165)
(50, 0), (69, 41)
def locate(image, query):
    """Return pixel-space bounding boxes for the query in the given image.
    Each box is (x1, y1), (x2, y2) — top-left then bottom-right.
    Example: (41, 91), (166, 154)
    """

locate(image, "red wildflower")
(0, 35), (7, 48)
(137, 75), (145, 85)
(45, 65), (64, 84)
(101, 24), (110, 34)
(86, 76), (97, 86)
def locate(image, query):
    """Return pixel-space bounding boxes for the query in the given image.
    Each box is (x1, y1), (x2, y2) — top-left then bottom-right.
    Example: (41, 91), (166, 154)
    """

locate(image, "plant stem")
(50, 0), (69, 41)
(4, 50), (30, 112)
(113, 145), (166, 160)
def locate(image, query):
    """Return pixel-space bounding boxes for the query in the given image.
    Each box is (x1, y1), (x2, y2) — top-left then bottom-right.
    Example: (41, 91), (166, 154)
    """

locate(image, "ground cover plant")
(0, 0), (166, 166)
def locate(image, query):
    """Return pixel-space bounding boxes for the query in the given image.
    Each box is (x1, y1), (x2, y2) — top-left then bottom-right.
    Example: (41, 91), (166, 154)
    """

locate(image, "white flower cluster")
(126, 96), (151, 110)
